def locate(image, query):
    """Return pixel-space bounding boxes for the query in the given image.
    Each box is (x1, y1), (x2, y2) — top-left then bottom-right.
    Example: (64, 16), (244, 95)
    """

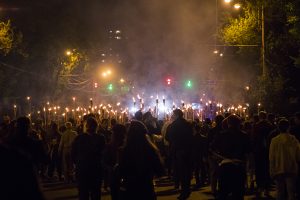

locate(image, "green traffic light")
(185, 80), (193, 88)
(107, 83), (113, 91)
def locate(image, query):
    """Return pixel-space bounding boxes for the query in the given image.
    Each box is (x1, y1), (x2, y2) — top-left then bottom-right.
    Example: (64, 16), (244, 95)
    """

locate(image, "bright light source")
(107, 83), (113, 91)
(245, 86), (250, 90)
(234, 3), (241, 9)
(107, 70), (111, 74)
(213, 50), (218, 54)
(185, 80), (193, 89)
(26, 96), (31, 101)
(120, 78), (125, 83)
(102, 72), (107, 77)
(66, 50), (71, 56)
(166, 78), (172, 85)
(220, 53), (223, 57)
(116, 30), (121, 34)
(224, 0), (232, 3)
(94, 82), (98, 88)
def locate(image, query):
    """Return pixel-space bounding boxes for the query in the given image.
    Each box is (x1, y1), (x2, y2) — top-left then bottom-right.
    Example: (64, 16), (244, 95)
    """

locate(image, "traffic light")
(166, 78), (172, 86)
(107, 83), (113, 91)
(185, 80), (193, 89)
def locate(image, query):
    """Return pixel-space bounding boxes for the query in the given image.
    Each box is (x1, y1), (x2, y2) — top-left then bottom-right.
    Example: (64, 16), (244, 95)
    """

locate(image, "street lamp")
(234, 3), (241, 10)
(65, 50), (72, 56)
(261, 4), (266, 77)
(214, 0), (242, 53)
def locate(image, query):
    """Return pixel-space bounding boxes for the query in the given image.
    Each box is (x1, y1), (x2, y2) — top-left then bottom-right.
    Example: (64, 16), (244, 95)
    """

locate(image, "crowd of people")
(0, 109), (300, 200)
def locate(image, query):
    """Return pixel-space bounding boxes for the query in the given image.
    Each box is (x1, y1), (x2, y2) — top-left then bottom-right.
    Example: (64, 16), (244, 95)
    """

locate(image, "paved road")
(43, 177), (276, 200)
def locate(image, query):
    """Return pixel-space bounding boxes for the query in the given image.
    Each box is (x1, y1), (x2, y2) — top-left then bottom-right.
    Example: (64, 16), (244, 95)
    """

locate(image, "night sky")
(0, 0), (253, 104)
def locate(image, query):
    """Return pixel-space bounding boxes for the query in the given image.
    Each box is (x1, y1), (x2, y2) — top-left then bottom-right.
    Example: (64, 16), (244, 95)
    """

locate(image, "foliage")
(0, 20), (22, 55)
(219, 0), (300, 114)
(221, 6), (260, 45)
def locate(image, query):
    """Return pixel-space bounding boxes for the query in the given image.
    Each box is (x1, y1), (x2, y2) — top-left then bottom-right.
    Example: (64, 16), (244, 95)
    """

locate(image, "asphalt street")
(43, 176), (276, 200)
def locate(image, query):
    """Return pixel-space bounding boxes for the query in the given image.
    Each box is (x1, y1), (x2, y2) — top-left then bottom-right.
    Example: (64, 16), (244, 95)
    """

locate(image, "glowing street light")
(65, 50), (72, 56)
(234, 3), (241, 9)
(101, 69), (112, 78)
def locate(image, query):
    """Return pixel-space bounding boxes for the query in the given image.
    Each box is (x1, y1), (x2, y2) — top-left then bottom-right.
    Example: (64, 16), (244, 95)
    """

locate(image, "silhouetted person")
(192, 121), (207, 189)
(289, 112), (300, 198)
(98, 118), (112, 189)
(118, 120), (164, 200)
(134, 110), (143, 121)
(0, 143), (45, 200)
(103, 124), (126, 200)
(143, 111), (158, 136)
(212, 115), (251, 200)
(269, 119), (300, 200)
(72, 116), (105, 200)
(58, 122), (77, 183)
(0, 115), (11, 143)
(253, 111), (274, 197)
(9, 117), (48, 169)
(290, 112), (300, 142)
(208, 115), (224, 196)
(47, 122), (62, 180)
(166, 109), (193, 200)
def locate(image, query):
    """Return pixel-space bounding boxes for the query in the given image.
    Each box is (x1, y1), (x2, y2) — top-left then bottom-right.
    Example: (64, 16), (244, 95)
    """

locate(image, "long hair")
(122, 120), (159, 169)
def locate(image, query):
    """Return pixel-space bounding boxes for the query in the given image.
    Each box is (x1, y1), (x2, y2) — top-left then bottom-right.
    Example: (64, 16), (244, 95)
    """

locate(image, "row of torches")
(12, 95), (257, 124)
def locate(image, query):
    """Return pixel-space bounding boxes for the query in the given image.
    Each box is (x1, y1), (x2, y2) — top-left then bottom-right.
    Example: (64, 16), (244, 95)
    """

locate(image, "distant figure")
(212, 115), (251, 200)
(118, 120), (164, 200)
(166, 109), (193, 200)
(47, 122), (62, 180)
(72, 116), (105, 200)
(0, 143), (45, 200)
(269, 119), (300, 200)
(58, 122), (77, 183)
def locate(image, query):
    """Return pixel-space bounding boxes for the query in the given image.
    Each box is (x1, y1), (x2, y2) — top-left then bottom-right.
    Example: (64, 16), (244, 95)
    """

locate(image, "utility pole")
(262, 4), (266, 78)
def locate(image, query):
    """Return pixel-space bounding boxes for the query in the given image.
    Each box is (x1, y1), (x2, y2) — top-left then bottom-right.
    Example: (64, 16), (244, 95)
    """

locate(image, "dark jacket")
(71, 132), (105, 179)
(212, 128), (251, 161)
(165, 117), (193, 153)
(118, 146), (164, 200)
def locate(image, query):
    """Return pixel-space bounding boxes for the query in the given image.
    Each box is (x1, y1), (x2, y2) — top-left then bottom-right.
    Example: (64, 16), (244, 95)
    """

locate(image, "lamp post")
(261, 4), (266, 77)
